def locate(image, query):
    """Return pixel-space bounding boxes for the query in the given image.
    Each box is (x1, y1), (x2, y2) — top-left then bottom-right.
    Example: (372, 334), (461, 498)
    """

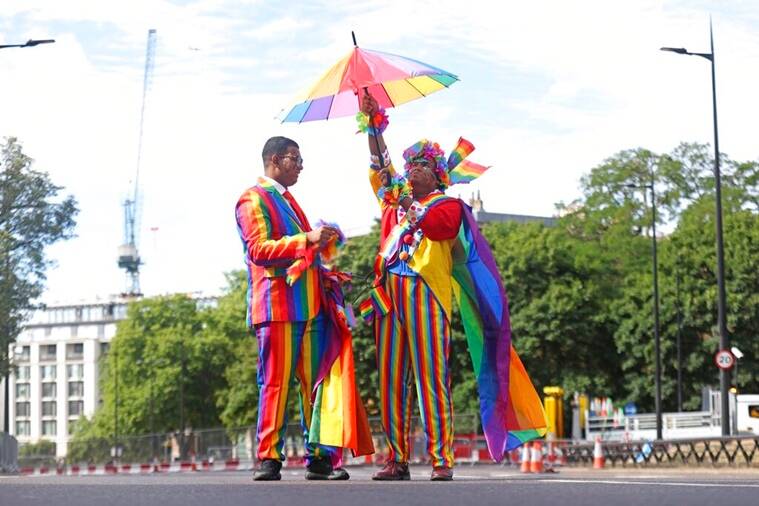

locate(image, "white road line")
(536, 479), (759, 488)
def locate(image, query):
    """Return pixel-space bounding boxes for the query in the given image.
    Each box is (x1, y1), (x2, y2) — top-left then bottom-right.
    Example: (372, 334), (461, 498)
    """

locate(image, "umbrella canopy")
(282, 46), (458, 123)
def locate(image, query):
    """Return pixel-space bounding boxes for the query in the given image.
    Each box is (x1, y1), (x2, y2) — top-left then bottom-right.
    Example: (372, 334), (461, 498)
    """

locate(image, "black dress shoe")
(305, 456), (333, 480)
(253, 459), (282, 481)
(328, 467), (350, 480)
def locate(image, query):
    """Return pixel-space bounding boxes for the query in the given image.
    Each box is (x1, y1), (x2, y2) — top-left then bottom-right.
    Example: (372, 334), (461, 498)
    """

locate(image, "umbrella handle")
(361, 86), (387, 174)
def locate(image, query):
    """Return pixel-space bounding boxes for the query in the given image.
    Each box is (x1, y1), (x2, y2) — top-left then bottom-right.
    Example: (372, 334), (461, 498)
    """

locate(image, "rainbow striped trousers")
(374, 273), (454, 467)
(254, 313), (339, 464)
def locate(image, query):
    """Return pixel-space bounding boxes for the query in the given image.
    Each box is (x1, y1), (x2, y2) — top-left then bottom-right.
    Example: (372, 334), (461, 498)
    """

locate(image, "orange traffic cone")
(530, 440), (544, 473)
(593, 437), (605, 469)
(546, 439), (556, 468)
(520, 443), (532, 473)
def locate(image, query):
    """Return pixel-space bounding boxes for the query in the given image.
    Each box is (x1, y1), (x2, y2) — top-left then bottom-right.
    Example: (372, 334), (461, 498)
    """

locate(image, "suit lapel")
(256, 178), (303, 230)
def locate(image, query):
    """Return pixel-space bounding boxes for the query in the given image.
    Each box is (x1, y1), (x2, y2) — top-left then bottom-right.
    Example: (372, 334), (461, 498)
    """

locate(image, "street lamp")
(3, 345), (24, 434)
(1, 36), (55, 434)
(627, 178), (662, 440)
(0, 39), (55, 50)
(661, 18), (730, 436)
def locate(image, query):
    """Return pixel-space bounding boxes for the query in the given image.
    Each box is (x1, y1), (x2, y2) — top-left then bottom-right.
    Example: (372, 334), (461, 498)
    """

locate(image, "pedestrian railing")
(556, 435), (759, 467)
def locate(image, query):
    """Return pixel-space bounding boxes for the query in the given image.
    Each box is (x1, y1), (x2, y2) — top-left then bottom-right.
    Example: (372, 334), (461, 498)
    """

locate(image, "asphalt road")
(2, 465), (758, 506)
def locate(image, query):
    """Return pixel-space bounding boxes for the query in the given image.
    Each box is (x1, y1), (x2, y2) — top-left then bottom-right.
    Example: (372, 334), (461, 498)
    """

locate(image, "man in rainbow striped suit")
(359, 95), (547, 481)
(235, 136), (346, 481)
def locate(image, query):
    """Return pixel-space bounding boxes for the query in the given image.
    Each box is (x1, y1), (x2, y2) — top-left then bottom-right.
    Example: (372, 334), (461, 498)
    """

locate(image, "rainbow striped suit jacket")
(235, 177), (321, 326)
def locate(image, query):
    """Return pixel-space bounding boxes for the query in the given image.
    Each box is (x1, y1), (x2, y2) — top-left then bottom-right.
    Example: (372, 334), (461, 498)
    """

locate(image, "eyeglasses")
(410, 159), (432, 169)
(280, 154), (303, 165)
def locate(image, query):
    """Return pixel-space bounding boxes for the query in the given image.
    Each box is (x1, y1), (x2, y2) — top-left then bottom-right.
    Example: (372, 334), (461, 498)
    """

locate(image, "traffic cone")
(520, 443), (532, 473)
(546, 439), (556, 468)
(593, 437), (605, 469)
(530, 440), (544, 473)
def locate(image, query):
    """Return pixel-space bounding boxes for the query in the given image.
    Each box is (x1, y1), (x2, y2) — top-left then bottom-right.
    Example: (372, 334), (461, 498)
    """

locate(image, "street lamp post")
(661, 18), (730, 436)
(114, 348), (119, 462)
(628, 177), (663, 440)
(3, 345), (23, 434)
(676, 271), (683, 412)
(1, 36), (56, 435)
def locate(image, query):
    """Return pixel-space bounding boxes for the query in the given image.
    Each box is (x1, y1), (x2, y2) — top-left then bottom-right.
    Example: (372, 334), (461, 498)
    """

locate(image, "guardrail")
(1, 432), (19, 473)
(559, 435), (759, 467)
(586, 411), (722, 440)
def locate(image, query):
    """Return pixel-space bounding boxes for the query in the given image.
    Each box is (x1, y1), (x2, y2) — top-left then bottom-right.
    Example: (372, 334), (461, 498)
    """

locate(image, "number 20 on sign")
(714, 349), (735, 370)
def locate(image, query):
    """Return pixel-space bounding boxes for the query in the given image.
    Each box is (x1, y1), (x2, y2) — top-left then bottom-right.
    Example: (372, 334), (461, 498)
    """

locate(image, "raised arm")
(361, 93), (413, 210)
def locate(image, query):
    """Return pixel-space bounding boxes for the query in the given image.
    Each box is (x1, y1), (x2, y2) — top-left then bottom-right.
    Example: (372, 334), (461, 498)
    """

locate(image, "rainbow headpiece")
(402, 138), (490, 190)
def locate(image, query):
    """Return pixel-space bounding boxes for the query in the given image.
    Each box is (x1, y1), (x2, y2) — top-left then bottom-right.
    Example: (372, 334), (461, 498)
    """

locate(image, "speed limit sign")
(714, 349), (735, 370)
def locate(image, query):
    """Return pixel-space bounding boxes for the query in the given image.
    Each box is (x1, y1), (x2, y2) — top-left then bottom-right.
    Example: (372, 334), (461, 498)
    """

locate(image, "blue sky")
(1, 0), (758, 304)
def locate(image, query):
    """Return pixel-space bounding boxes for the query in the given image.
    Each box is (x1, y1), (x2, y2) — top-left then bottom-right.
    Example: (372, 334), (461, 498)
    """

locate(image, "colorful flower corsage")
(356, 107), (389, 136)
(377, 175), (411, 208)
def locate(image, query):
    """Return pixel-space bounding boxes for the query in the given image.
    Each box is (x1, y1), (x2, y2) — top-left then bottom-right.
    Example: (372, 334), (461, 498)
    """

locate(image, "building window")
(68, 419), (80, 435)
(66, 343), (84, 360)
(42, 401), (57, 417)
(68, 401), (84, 416)
(67, 343), (84, 359)
(67, 364), (84, 380)
(41, 365), (57, 381)
(16, 346), (30, 362)
(68, 381), (84, 397)
(16, 402), (31, 417)
(15, 383), (30, 399)
(42, 420), (57, 436)
(16, 365), (30, 380)
(40, 344), (57, 361)
(42, 382), (57, 398)
(100, 342), (110, 356)
(16, 421), (31, 436)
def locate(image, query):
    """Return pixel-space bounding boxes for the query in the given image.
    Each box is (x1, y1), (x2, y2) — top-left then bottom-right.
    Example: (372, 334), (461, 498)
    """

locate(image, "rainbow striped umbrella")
(282, 34), (458, 123)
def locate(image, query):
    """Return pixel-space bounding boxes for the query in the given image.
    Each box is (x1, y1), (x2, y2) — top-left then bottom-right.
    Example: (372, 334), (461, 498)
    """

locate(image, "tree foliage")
(0, 137), (78, 376)
(69, 295), (236, 449)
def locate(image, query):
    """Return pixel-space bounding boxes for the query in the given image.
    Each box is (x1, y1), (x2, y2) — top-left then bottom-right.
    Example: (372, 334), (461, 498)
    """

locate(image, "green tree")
(212, 271), (260, 429)
(69, 294), (236, 452)
(0, 137), (78, 376)
(565, 142), (759, 411)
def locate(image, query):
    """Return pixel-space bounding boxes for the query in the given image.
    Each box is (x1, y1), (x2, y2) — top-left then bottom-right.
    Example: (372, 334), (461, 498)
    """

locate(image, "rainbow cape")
(307, 269), (374, 457)
(451, 203), (547, 458)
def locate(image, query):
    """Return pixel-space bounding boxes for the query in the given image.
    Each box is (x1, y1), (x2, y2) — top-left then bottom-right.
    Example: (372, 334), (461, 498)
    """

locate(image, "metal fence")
(557, 435), (759, 468)
(17, 413), (481, 467)
(0, 432), (19, 473)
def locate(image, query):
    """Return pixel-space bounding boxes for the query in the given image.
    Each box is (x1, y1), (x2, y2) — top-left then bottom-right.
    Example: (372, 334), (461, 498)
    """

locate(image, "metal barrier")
(1, 432), (19, 473)
(55, 414), (481, 467)
(556, 436), (759, 468)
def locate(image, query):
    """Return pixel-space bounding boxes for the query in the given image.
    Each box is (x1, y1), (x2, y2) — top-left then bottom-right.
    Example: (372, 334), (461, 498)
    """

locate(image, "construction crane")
(117, 29), (156, 297)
